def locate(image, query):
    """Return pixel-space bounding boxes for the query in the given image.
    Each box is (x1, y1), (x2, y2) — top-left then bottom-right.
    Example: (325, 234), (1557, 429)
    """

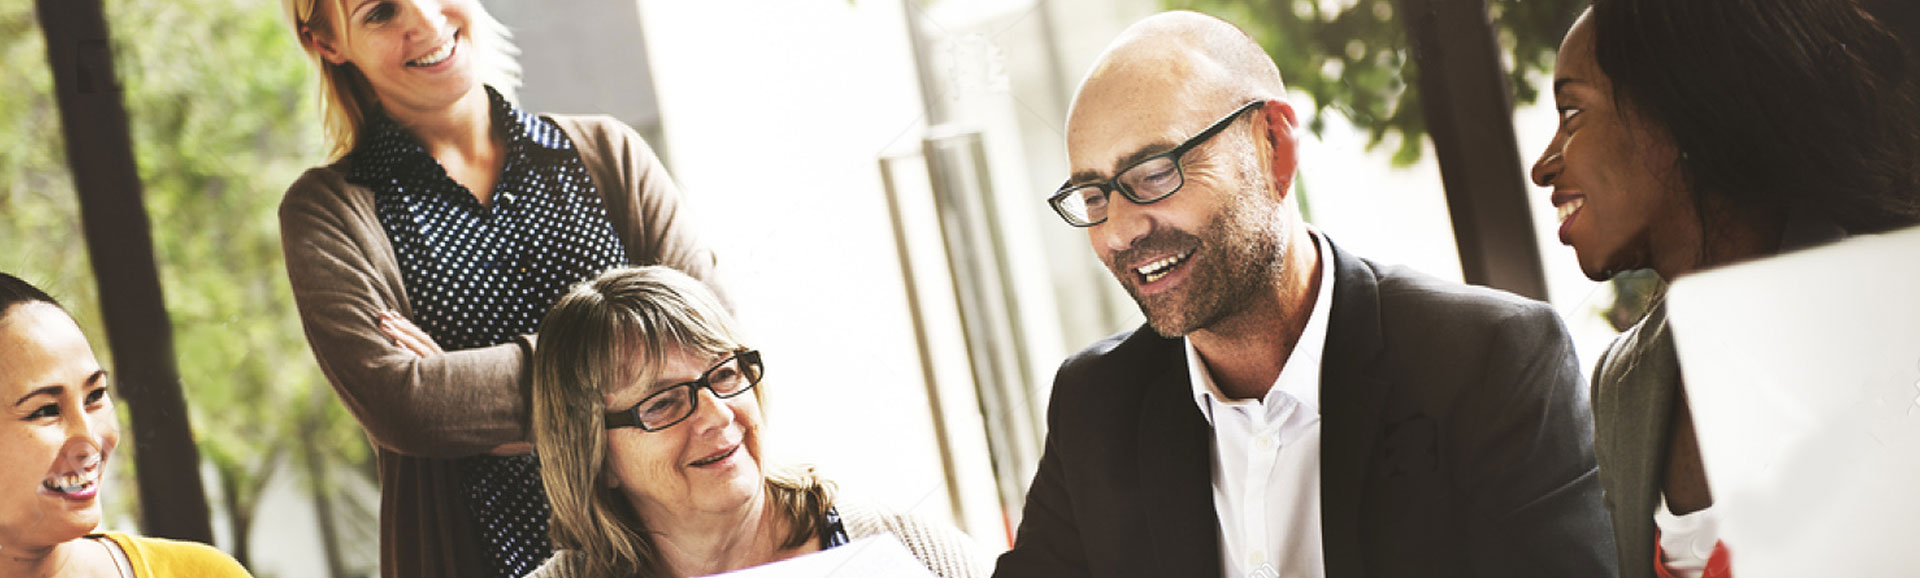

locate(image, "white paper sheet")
(1666, 225), (1920, 578)
(701, 534), (937, 578)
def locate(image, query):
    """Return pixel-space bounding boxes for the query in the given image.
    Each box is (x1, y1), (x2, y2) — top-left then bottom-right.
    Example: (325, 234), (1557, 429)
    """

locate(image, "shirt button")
(1255, 433), (1276, 451)
(1249, 551), (1266, 566)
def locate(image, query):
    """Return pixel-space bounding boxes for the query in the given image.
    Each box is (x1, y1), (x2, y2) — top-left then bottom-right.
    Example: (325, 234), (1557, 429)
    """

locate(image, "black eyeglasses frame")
(604, 349), (763, 432)
(1047, 100), (1268, 227)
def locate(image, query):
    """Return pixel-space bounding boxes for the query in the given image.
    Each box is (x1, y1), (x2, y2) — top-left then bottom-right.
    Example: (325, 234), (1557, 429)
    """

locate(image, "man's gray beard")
(1134, 194), (1290, 338)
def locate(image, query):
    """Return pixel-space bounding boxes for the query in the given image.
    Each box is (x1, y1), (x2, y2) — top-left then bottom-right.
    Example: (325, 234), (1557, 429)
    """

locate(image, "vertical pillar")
(36, 0), (213, 542)
(1400, 0), (1549, 300)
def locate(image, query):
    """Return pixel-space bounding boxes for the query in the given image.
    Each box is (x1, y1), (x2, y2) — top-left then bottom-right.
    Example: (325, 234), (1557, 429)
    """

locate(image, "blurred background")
(2, 0), (1644, 575)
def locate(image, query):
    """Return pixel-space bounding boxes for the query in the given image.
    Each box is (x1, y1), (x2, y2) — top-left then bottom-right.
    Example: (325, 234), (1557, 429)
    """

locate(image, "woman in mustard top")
(0, 272), (252, 578)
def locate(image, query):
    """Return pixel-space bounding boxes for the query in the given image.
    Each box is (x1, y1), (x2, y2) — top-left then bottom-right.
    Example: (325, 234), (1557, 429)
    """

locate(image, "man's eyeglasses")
(605, 349), (764, 432)
(1048, 100), (1266, 227)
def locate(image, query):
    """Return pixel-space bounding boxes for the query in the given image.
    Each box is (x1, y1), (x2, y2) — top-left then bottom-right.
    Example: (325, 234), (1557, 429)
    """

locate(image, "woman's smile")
(688, 443), (741, 469)
(41, 452), (104, 502)
(404, 31), (458, 68)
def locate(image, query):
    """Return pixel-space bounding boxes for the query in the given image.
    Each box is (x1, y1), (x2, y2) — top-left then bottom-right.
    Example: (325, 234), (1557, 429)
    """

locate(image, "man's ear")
(302, 25), (349, 65)
(1262, 99), (1301, 199)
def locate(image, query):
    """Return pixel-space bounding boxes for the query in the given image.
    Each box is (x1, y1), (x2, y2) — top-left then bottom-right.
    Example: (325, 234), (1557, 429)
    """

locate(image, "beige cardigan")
(523, 499), (992, 578)
(279, 115), (719, 578)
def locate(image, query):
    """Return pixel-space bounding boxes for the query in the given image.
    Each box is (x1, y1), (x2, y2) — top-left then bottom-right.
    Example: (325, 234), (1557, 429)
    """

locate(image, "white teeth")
(407, 38), (455, 67)
(1557, 198), (1584, 222)
(1134, 250), (1193, 283)
(44, 467), (100, 494)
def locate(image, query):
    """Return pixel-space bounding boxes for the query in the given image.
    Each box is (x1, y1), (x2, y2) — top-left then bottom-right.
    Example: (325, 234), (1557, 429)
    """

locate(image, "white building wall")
(635, 0), (1008, 550)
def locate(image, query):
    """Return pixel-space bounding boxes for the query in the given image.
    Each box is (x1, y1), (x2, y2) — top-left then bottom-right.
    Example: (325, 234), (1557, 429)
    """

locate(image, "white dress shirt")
(1654, 498), (1722, 578)
(1185, 229), (1334, 578)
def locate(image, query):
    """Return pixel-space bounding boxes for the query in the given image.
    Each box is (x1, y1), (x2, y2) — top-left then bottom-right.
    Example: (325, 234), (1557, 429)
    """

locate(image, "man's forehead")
(1066, 87), (1212, 181)
(1065, 38), (1237, 177)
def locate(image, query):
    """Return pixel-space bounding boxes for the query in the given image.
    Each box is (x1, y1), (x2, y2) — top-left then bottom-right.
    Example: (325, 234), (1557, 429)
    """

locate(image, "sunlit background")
(0, 0), (1622, 576)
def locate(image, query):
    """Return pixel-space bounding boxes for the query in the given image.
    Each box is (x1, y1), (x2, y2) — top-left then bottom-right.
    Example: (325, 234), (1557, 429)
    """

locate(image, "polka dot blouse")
(348, 86), (628, 578)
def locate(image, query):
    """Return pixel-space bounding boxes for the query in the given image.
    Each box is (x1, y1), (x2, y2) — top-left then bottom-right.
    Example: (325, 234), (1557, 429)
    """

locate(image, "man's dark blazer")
(993, 237), (1618, 578)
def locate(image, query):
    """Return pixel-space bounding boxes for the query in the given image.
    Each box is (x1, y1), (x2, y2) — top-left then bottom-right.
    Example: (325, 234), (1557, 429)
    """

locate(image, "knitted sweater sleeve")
(519, 550), (576, 578)
(836, 500), (993, 578)
(521, 502), (993, 578)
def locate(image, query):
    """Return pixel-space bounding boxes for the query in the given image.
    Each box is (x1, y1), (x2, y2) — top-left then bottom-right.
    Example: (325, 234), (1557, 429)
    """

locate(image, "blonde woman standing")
(278, 1), (722, 577)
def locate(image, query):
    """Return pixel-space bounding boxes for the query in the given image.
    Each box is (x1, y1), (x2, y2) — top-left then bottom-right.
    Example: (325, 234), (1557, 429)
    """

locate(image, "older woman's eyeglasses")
(606, 349), (764, 432)
(1047, 100), (1267, 227)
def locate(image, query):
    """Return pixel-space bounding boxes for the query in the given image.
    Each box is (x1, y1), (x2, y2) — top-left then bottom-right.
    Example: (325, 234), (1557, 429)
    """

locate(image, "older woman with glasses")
(525, 266), (987, 578)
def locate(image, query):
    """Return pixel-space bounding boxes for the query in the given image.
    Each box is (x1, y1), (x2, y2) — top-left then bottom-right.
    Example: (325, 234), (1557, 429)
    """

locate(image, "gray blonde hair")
(531, 266), (834, 577)
(282, 0), (522, 161)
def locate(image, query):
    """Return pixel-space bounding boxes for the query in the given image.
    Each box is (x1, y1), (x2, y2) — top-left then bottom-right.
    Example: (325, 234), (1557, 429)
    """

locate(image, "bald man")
(995, 12), (1616, 578)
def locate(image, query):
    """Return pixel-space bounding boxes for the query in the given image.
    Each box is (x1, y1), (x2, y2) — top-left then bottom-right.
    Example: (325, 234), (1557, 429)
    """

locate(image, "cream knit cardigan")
(523, 499), (991, 578)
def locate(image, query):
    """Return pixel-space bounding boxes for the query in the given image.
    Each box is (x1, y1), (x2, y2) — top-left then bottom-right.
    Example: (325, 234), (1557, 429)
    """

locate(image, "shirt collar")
(1186, 227), (1336, 425)
(492, 86), (570, 153)
(347, 85), (567, 186)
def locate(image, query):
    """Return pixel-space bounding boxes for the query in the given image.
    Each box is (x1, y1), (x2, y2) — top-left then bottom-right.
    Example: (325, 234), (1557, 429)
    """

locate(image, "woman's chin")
(690, 483), (761, 517)
(721, 468), (763, 503)
(371, 75), (483, 116)
(1572, 245), (1619, 281)
(26, 509), (101, 545)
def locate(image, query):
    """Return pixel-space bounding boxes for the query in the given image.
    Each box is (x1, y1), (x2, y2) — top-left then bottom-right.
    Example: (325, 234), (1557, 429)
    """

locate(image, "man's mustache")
(1108, 229), (1203, 273)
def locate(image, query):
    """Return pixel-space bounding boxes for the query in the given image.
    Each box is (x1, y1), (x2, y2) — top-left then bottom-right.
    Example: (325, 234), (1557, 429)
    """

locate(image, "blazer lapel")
(1137, 336), (1223, 578)
(1318, 237), (1393, 578)
(1593, 300), (1681, 576)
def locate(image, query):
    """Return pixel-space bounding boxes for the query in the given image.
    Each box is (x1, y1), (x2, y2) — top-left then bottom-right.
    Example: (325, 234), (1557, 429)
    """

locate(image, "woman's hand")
(379, 311), (532, 456)
(488, 442), (533, 456)
(378, 311), (444, 357)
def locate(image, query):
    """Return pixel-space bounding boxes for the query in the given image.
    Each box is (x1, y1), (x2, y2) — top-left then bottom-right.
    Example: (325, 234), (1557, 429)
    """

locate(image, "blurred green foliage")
(1, 0), (372, 572)
(1167, 0), (1583, 165)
